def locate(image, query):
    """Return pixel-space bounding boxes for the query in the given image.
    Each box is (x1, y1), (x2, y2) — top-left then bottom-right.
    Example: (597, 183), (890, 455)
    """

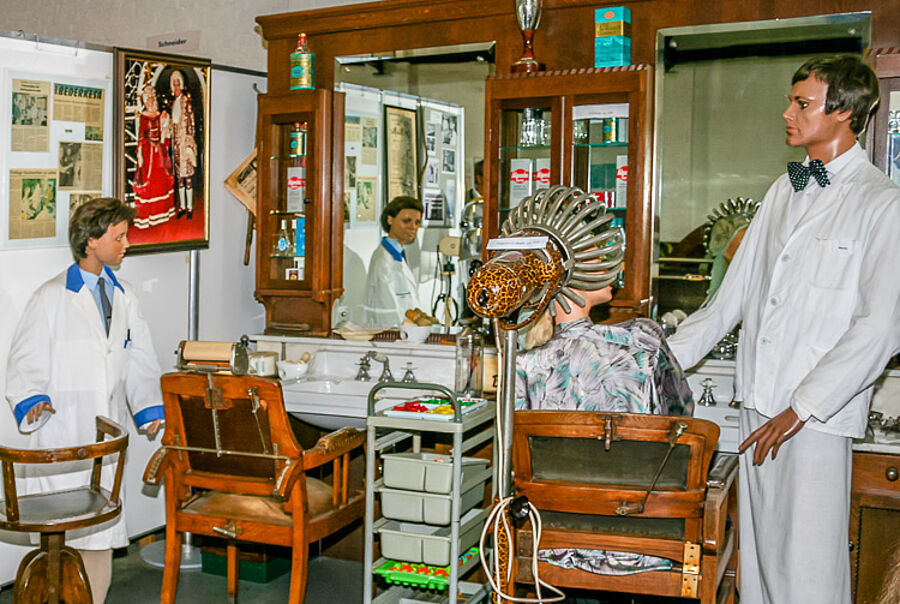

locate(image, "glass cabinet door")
(265, 118), (313, 286)
(570, 103), (629, 232)
(498, 105), (553, 215)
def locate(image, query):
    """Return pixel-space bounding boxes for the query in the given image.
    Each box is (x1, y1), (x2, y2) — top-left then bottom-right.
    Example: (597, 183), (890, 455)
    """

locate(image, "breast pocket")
(805, 238), (859, 290)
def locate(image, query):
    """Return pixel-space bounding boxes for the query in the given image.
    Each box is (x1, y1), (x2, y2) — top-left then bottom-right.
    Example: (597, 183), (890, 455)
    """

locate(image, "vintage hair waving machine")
(466, 186), (623, 602)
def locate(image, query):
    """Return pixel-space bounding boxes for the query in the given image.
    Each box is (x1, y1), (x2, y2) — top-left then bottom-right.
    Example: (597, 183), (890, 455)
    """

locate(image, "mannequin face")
(84, 220), (130, 272)
(782, 76), (852, 153)
(387, 208), (422, 245)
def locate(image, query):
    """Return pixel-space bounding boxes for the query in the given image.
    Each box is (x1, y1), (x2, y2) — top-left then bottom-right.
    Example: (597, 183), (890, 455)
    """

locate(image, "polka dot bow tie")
(787, 160), (831, 191)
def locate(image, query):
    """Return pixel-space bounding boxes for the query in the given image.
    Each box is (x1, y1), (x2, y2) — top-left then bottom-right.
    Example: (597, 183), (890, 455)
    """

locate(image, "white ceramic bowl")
(277, 360), (309, 381)
(334, 328), (384, 342)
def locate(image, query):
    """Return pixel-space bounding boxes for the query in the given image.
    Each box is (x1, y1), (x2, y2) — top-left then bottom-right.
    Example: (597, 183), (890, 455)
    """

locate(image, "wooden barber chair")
(0, 416), (128, 604)
(512, 411), (738, 604)
(145, 372), (365, 603)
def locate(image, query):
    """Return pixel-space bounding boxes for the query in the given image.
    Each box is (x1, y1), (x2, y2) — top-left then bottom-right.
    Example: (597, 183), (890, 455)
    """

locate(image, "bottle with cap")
(289, 33), (315, 90)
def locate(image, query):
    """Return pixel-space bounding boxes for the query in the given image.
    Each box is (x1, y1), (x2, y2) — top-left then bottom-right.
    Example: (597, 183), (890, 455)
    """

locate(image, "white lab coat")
(669, 144), (900, 438)
(5, 264), (164, 549)
(363, 240), (421, 328)
(669, 145), (899, 603)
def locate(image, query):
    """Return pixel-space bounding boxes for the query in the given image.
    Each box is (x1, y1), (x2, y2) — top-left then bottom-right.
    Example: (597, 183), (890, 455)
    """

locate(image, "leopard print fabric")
(466, 233), (564, 329)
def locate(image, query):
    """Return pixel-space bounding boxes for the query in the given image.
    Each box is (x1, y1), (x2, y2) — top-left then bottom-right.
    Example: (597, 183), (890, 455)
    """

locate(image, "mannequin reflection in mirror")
(515, 278), (693, 417)
(362, 196), (425, 328)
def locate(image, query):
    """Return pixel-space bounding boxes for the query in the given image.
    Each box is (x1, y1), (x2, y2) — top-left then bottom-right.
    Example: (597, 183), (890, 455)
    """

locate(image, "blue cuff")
(14, 394), (51, 426)
(134, 405), (165, 427)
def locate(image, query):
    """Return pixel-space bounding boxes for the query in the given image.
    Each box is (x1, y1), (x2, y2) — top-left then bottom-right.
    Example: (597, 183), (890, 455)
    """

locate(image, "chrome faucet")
(401, 362), (417, 384)
(355, 355), (372, 381)
(366, 351), (394, 383)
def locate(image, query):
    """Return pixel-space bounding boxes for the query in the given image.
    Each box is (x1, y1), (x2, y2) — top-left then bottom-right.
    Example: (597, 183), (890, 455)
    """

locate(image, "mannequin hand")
(25, 402), (55, 425)
(739, 407), (805, 465)
(145, 420), (163, 437)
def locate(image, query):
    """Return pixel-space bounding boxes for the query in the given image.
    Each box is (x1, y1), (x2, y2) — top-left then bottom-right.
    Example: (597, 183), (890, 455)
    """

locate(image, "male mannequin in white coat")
(6, 197), (164, 603)
(668, 55), (900, 603)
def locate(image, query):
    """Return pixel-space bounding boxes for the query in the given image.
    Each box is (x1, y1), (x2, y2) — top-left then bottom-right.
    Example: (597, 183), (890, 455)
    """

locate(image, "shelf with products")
(256, 88), (344, 335)
(485, 66), (654, 322)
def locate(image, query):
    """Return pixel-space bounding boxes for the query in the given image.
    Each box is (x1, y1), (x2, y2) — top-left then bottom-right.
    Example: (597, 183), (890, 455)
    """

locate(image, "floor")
(0, 543), (718, 603)
(0, 545), (363, 604)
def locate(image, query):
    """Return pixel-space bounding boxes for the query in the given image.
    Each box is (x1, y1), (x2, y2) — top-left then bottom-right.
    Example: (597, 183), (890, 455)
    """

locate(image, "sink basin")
(259, 341), (456, 430)
(283, 377), (452, 430)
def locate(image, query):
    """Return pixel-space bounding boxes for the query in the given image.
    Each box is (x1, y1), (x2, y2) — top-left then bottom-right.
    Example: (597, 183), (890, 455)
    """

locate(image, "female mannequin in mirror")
(362, 196), (424, 328)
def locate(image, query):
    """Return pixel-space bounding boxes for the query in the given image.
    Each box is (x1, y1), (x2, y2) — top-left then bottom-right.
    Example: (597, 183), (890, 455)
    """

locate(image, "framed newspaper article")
(383, 105), (419, 204)
(114, 48), (211, 253)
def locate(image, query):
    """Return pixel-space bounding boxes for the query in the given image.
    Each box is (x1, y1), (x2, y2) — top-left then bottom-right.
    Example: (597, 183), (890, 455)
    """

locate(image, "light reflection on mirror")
(333, 43), (495, 331)
(652, 13), (870, 319)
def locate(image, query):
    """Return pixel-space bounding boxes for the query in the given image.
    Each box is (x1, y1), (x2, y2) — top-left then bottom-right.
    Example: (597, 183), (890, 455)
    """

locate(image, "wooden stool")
(0, 416), (128, 604)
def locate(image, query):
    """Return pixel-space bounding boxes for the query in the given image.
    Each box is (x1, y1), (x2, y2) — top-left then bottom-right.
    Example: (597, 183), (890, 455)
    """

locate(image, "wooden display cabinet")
(867, 48), (900, 185)
(484, 66), (654, 322)
(255, 89), (345, 335)
(850, 451), (900, 603)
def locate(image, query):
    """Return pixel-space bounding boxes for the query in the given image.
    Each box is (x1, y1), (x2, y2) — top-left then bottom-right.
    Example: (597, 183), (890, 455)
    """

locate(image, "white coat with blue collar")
(5, 263), (163, 549)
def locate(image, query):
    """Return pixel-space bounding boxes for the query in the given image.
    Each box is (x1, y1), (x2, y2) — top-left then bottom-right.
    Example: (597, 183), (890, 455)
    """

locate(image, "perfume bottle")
(273, 219), (294, 257)
(286, 122), (307, 213)
(289, 33), (315, 90)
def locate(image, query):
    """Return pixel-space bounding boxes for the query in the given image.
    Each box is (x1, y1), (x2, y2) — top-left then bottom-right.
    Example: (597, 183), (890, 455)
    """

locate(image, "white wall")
(0, 33), (265, 584)
(2, 0), (372, 72)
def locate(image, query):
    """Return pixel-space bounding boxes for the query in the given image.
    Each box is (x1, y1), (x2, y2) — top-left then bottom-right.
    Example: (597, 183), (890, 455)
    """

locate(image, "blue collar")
(66, 263), (124, 293)
(380, 237), (405, 262)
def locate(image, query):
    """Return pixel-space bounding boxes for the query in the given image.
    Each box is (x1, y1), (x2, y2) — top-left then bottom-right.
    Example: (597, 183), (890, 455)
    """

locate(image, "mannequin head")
(783, 55), (878, 160)
(380, 196), (423, 245)
(70, 197), (135, 268)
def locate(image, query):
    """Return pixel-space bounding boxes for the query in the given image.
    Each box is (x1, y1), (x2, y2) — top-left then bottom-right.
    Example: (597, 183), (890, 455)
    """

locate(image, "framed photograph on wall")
(114, 48), (211, 253)
(384, 105), (418, 203)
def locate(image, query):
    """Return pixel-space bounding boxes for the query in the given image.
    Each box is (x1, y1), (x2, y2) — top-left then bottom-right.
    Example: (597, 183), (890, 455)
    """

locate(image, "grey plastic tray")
(382, 453), (489, 494)
(377, 508), (485, 566)
(381, 480), (485, 525)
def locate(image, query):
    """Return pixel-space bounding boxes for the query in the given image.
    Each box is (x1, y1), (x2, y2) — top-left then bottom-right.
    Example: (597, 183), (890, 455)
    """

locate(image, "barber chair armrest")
(302, 427), (365, 470)
(706, 453), (738, 491)
(702, 454), (738, 553)
(143, 447), (170, 486)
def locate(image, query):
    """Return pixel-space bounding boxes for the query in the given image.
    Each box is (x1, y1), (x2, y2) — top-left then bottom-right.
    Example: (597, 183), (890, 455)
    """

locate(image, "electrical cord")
(477, 329), (565, 603)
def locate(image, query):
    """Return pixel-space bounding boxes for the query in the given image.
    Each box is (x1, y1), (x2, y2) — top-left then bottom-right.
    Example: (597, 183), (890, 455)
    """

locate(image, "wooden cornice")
(487, 64), (651, 81)
(256, 0), (645, 40)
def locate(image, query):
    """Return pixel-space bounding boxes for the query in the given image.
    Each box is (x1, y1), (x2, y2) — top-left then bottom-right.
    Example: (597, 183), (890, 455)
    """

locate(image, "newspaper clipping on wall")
(11, 79), (50, 152)
(52, 83), (105, 141)
(224, 149), (257, 215)
(9, 169), (57, 240)
(58, 141), (103, 191)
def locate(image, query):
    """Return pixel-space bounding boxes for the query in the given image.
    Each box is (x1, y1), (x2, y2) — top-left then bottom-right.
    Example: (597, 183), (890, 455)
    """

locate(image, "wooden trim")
(256, 0), (642, 40)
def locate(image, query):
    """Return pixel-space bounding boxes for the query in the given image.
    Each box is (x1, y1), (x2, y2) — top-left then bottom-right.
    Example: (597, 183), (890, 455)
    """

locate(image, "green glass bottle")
(289, 33), (315, 90)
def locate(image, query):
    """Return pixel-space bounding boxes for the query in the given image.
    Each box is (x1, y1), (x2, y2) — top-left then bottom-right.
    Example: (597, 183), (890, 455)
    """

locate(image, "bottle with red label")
(286, 122), (307, 213)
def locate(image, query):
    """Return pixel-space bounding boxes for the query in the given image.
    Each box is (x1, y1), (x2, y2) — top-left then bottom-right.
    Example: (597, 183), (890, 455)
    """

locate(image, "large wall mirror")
(653, 13), (871, 318)
(332, 43), (494, 330)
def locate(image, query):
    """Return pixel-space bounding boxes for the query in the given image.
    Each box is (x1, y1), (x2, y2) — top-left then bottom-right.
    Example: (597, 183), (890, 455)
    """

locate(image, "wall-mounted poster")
(114, 48), (211, 253)
(8, 169), (57, 240)
(58, 141), (103, 191)
(53, 83), (105, 141)
(356, 176), (377, 223)
(441, 114), (458, 147)
(11, 79), (50, 152)
(384, 105), (418, 202)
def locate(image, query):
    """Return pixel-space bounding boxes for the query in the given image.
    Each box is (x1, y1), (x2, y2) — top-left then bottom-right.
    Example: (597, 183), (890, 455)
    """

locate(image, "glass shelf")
(573, 142), (628, 149)
(500, 144), (551, 152)
(270, 210), (306, 216)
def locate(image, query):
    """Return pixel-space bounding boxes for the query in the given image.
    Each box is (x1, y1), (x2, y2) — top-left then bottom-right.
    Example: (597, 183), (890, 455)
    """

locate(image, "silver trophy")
(512, 0), (544, 73)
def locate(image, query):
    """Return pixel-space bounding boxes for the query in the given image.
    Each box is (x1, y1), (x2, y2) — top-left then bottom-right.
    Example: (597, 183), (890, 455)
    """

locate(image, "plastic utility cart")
(364, 382), (495, 603)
